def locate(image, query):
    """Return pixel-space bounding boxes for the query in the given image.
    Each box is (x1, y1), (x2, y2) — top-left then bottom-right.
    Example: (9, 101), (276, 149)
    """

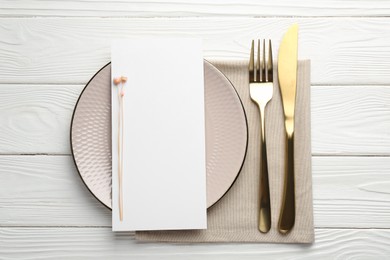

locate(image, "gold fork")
(249, 39), (273, 233)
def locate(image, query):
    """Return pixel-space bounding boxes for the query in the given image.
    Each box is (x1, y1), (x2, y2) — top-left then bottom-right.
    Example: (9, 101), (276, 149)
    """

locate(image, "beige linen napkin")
(136, 60), (314, 243)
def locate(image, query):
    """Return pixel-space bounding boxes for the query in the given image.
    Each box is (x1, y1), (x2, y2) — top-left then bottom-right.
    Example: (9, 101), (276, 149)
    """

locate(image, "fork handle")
(259, 106), (271, 233)
(278, 131), (295, 234)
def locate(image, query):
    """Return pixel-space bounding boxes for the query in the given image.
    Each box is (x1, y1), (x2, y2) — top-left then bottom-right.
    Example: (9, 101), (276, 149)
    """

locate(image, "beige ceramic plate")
(71, 61), (248, 209)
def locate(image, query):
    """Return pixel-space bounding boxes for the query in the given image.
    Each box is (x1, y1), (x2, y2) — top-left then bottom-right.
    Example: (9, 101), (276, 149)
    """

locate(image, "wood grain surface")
(1, 1), (390, 258)
(0, 18), (390, 85)
(1, 228), (390, 259)
(1, 0), (390, 17)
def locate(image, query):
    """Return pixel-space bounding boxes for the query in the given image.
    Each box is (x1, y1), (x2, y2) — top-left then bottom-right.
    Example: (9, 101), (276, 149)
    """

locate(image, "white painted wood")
(1, 227), (390, 259)
(313, 156), (390, 228)
(0, 156), (111, 227)
(0, 84), (83, 155)
(0, 3), (389, 256)
(1, 18), (390, 85)
(1, 0), (390, 17)
(311, 86), (390, 155)
(1, 155), (389, 228)
(1, 84), (389, 155)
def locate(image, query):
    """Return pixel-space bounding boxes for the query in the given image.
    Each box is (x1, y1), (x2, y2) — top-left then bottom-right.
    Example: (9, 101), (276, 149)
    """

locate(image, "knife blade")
(277, 24), (298, 234)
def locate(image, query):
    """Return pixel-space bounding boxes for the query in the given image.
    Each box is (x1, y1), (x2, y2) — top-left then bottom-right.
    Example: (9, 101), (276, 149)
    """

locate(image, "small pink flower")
(113, 77), (121, 85)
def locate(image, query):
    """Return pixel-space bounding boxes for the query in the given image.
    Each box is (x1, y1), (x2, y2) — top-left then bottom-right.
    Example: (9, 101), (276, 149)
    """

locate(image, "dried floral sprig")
(113, 76), (127, 222)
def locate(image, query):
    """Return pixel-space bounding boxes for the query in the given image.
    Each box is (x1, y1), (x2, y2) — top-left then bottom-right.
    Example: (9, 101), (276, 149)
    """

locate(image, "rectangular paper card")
(111, 38), (207, 231)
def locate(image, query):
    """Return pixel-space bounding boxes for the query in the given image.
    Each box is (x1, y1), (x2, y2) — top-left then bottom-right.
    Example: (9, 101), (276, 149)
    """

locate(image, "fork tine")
(267, 40), (273, 82)
(249, 40), (255, 82)
(261, 39), (266, 82)
(257, 39), (260, 82)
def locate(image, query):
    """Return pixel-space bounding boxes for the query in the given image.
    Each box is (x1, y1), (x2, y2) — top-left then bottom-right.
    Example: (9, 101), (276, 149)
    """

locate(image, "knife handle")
(278, 131), (295, 234)
(259, 106), (271, 233)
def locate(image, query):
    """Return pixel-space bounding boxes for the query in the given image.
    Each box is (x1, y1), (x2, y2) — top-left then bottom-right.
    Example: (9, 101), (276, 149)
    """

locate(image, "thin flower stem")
(114, 77), (126, 222)
(118, 83), (123, 221)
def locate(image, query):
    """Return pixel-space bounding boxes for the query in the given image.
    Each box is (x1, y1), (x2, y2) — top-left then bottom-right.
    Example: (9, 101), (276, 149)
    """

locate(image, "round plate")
(70, 61), (248, 209)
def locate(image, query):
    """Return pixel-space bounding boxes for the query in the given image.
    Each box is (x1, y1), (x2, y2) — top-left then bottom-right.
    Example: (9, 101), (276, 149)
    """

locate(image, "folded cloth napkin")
(136, 60), (314, 243)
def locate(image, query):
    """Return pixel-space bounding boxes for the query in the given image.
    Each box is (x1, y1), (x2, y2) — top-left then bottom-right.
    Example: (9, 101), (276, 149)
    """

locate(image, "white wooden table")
(1, 1), (390, 259)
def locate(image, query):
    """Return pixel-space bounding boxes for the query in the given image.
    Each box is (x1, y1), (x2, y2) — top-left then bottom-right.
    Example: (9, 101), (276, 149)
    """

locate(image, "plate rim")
(202, 60), (249, 209)
(70, 60), (248, 211)
(70, 62), (112, 209)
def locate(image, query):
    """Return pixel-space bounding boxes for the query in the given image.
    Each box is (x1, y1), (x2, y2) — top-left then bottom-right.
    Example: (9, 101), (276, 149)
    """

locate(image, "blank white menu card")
(111, 38), (207, 231)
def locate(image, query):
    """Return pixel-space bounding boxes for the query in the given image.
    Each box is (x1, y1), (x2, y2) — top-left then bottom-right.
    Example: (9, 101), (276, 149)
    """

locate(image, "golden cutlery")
(249, 39), (273, 233)
(277, 24), (299, 234)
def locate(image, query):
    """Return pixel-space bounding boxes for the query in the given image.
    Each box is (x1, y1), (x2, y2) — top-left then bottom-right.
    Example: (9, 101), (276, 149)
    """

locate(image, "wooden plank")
(1, 227), (390, 259)
(311, 86), (390, 155)
(0, 155), (389, 228)
(0, 84), (83, 154)
(313, 156), (390, 228)
(1, 0), (390, 17)
(0, 156), (111, 227)
(1, 18), (390, 85)
(1, 84), (389, 155)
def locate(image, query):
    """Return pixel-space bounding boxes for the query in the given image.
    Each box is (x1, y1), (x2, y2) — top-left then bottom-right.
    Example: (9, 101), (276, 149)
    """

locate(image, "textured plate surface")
(71, 61), (247, 209)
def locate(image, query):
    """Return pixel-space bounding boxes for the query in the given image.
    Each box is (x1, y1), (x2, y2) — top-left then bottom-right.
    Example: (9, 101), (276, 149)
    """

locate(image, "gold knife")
(277, 24), (298, 234)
